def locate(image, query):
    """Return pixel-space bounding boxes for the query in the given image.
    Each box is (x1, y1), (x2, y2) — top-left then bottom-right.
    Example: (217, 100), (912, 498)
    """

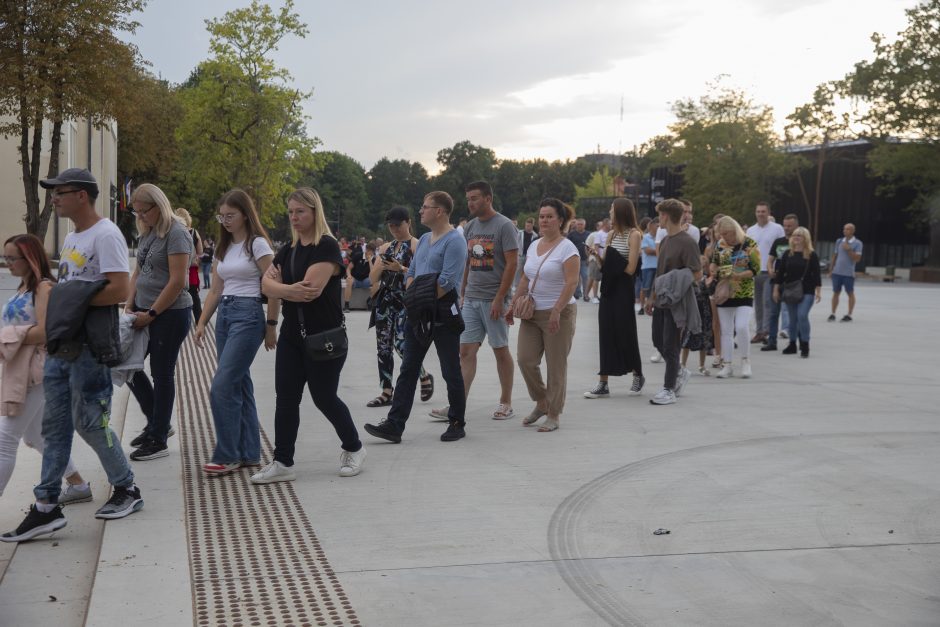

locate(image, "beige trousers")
(516, 304), (577, 417)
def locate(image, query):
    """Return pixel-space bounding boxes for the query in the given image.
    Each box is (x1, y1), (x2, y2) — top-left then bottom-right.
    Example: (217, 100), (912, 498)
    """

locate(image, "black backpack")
(349, 248), (371, 281)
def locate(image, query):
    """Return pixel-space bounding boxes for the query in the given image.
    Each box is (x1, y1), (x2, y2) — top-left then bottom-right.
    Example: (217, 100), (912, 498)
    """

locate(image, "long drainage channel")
(177, 328), (361, 627)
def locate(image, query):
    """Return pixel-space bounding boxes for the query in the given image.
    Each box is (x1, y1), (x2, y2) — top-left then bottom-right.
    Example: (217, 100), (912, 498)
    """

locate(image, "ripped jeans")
(34, 348), (134, 503)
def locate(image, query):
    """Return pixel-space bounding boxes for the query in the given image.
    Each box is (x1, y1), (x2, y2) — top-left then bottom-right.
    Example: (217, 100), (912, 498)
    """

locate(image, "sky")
(129, 0), (917, 173)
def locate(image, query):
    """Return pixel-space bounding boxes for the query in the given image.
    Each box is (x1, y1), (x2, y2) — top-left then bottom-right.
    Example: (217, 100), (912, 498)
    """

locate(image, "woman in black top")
(772, 227), (822, 358)
(253, 187), (364, 483)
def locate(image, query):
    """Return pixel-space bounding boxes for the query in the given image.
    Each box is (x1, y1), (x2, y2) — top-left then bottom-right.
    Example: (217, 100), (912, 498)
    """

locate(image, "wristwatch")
(266, 319), (278, 327)
(147, 309), (158, 318)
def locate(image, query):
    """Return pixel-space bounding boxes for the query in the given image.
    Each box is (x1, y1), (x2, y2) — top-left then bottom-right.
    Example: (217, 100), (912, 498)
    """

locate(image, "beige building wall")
(0, 116), (118, 257)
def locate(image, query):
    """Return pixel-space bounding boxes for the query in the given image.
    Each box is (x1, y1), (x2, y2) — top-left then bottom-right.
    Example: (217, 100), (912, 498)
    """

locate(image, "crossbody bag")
(291, 244), (348, 361)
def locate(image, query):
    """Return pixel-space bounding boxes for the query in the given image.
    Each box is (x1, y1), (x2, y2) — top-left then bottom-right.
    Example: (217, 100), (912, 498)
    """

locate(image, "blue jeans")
(386, 319), (465, 433)
(786, 293), (815, 343)
(210, 296), (264, 464)
(767, 296), (791, 345)
(575, 259), (589, 300)
(36, 348), (134, 502)
(201, 261), (212, 287)
(127, 307), (191, 444)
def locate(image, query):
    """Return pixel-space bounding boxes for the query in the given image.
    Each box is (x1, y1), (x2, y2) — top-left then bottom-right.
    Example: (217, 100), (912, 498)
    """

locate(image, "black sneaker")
(760, 343), (778, 351)
(130, 425), (175, 448)
(343, 303), (351, 313)
(364, 421), (402, 443)
(94, 486), (144, 520)
(827, 314), (836, 322)
(130, 439), (169, 461)
(440, 420), (466, 442)
(841, 315), (852, 322)
(0, 504), (66, 543)
(583, 381), (609, 399)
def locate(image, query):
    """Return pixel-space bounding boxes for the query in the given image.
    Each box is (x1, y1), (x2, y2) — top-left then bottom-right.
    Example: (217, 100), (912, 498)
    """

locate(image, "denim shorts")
(352, 278), (372, 289)
(460, 298), (510, 348)
(831, 274), (855, 294)
(640, 267), (656, 292)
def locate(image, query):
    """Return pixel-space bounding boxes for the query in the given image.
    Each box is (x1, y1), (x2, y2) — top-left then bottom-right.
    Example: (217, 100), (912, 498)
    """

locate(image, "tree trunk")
(21, 115), (42, 236)
(813, 141), (827, 239)
(37, 119), (63, 241)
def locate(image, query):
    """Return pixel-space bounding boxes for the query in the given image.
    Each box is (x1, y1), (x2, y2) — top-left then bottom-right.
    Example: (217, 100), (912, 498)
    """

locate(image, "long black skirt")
(598, 272), (643, 376)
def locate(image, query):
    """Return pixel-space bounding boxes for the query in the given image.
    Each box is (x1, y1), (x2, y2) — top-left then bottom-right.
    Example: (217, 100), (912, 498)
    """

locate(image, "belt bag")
(291, 244), (347, 361)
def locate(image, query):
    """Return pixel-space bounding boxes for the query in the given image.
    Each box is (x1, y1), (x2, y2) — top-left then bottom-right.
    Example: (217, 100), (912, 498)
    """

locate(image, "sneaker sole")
(338, 468), (362, 477)
(0, 517), (67, 542)
(95, 499), (143, 520)
(428, 411), (449, 421)
(363, 424), (402, 443)
(130, 449), (169, 461)
(59, 493), (93, 506)
(649, 399), (676, 405)
(440, 433), (466, 442)
(583, 392), (609, 399)
(250, 472), (296, 484)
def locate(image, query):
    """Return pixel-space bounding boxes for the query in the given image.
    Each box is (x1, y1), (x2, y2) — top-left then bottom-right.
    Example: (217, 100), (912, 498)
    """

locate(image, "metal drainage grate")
(177, 327), (361, 626)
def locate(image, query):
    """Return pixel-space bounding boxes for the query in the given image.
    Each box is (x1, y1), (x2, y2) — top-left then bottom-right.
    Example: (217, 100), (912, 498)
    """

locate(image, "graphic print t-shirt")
(463, 212), (519, 302)
(58, 219), (129, 283)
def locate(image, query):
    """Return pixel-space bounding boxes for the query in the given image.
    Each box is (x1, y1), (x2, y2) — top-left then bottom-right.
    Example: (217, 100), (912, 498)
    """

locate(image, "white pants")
(717, 306), (753, 363)
(0, 384), (79, 496)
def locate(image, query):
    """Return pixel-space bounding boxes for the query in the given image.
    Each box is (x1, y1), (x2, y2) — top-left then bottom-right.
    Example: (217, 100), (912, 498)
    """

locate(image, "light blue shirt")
(407, 229), (468, 294)
(832, 237), (862, 277)
(641, 233), (657, 270)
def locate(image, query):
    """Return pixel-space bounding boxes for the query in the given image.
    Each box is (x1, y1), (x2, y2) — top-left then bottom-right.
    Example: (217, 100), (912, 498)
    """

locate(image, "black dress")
(598, 243), (642, 376)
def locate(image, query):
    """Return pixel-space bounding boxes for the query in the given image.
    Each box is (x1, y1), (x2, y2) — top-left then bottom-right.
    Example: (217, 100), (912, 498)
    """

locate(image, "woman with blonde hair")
(253, 187), (364, 483)
(709, 216), (760, 379)
(124, 183), (194, 461)
(772, 226), (821, 358)
(195, 189), (278, 475)
(173, 208), (204, 322)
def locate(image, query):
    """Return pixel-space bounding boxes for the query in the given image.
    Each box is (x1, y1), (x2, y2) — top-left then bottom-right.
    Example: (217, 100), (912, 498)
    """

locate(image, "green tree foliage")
(492, 157), (595, 218)
(366, 158), (429, 227)
(116, 70), (182, 184)
(574, 168), (617, 201)
(300, 152), (370, 240)
(173, 0), (316, 225)
(842, 0), (940, 265)
(0, 0), (145, 239)
(432, 141), (497, 218)
(666, 81), (795, 222)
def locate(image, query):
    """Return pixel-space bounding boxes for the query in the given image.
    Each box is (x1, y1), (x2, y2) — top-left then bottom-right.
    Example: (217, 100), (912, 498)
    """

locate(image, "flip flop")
(492, 403), (515, 420)
(420, 374), (434, 402)
(537, 418), (559, 432)
(522, 408), (546, 426)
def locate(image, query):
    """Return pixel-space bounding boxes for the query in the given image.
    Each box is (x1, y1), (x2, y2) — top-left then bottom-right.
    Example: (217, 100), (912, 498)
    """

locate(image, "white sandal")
(492, 403), (515, 420)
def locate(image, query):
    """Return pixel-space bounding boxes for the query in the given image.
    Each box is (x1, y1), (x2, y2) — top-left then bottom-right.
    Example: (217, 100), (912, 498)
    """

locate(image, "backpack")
(349, 248), (371, 281)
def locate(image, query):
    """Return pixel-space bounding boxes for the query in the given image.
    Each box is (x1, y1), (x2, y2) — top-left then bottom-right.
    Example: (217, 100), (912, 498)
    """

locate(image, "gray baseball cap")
(39, 168), (99, 194)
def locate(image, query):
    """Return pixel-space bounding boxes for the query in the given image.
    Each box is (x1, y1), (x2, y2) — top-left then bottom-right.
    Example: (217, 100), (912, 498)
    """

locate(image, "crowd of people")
(0, 168), (864, 543)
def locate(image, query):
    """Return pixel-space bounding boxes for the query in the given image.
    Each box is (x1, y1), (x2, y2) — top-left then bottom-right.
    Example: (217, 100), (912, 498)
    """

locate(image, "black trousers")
(651, 308), (680, 390)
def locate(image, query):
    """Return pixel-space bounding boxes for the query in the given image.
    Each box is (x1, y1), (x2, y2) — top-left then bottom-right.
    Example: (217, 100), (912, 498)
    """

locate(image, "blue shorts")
(460, 298), (510, 348)
(831, 274), (855, 294)
(352, 278), (372, 289)
(640, 268), (656, 292)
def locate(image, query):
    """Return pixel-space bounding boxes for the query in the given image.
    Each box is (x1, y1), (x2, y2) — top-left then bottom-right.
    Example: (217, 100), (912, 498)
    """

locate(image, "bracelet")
(266, 319), (278, 327)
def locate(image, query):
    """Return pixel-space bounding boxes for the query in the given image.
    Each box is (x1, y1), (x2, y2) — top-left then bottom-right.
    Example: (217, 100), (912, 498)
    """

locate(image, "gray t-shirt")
(463, 212), (520, 301)
(832, 237), (862, 277)
(134, 219), (194, 310)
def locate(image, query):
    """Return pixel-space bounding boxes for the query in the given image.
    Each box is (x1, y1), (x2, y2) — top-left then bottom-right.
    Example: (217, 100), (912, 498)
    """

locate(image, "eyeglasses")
(133, 204), (156, 217)
(2, 255), (24, 264)
(51, 189), (83, 200)
(216, 214), (239, 224)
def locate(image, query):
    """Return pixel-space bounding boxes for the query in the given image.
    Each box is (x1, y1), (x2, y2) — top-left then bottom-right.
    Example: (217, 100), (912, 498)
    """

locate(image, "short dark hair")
(656, 198), (684, 224)
(639, 217), (652, 230)
(425, 191), (454, 214)
(538, 197), (573, 230)
(783, 213), (799, 223)
(756, 201), (770, 209)
(524, 217), (534, 224)
(465, 181), (493, 198)
(678, 198), (692, 208)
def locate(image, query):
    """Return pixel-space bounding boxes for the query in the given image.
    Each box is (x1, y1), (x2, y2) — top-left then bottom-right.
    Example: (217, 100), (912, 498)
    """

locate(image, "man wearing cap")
(2, 169), (144, 543)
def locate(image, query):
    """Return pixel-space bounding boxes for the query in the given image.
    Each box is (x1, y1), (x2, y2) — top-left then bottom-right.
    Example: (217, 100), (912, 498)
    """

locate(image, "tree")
(300, 152), (370, 239)
(785, 82), (852, 237)
(115, 69), (182, 184)
(0, 0), (145, 239)
(574, 167), (617, 202)
(842, 0), (940, 267)
(366, 158), (429, 227)
(173, 0), (317, 224)
(666, 81), (796, 222)
(432, 140), (497, 218)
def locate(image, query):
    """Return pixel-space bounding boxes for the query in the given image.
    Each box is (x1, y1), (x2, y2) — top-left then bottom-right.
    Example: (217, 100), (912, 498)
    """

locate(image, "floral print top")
(710, 236), (761, 306)
(2, 290), (36, 327)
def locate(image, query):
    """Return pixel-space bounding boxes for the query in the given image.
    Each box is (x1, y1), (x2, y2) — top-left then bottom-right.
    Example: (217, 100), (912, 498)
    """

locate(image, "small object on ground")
(653, 528), (671, 535)
(889, 529), (894, 534)
(49, 595), (57, 602)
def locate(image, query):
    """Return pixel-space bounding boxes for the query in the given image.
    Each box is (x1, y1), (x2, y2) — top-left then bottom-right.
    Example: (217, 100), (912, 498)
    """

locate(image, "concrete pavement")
(0, 272), (938, 626)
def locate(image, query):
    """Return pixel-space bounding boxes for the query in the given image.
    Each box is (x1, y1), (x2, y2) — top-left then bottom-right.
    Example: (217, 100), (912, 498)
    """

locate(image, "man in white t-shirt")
(584, 221), (607, 303)
(745, 201), (785, 343)
(2, 169), (143, 544)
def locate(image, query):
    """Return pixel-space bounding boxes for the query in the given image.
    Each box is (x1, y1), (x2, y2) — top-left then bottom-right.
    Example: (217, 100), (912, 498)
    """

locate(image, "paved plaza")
(0, 271), (938, 626)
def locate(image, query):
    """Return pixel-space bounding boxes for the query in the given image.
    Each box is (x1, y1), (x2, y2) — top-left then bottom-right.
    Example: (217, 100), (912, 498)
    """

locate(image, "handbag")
(782, 251), (808, 305)
(713, 278), (732, 305)
(291, 245), (348, 360)
(513, 238), (563, 320)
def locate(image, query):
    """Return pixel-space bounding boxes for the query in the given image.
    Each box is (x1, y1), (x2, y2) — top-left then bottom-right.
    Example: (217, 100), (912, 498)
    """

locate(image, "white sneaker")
(716, 362), (734, 379)
(649, 388), (677, 405)
(674, 368), (691, 396)
(339, 448), (366, 477)
(650, 352), (663, 363)
(250, 461), (296, 484)
(741, 358), (752, 379)
(590, 297), (600, 304)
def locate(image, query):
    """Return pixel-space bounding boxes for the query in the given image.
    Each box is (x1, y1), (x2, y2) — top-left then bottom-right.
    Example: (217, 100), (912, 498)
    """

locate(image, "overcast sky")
(129, 0), (916, 172)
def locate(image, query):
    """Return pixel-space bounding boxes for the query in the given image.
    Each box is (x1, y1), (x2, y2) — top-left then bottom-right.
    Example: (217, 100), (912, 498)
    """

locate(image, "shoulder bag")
(291, 245), (347, 361)
(512, 238), (563, 320)
(782, 251), (809, 305)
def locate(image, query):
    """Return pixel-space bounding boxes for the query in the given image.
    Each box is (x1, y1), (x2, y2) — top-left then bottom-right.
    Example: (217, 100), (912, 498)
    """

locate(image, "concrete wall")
(0, 116), (118, 257)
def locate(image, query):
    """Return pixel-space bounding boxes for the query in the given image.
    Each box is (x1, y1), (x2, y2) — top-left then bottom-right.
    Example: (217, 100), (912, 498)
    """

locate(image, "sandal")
(537, 417), (559, 432)
(367, 391), (393, 408)
(522, 408), (546, 426)
(492, 403), (515, 420)
(420, 374), (434, 402)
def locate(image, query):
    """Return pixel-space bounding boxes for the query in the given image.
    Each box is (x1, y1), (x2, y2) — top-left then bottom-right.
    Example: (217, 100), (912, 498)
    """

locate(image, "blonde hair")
(288, 187), (334, 246)
(789, 226), (815, 259)
(174, 207), (193, 228)
(716, 216), (746, 246)
(131, 183), (176, 238)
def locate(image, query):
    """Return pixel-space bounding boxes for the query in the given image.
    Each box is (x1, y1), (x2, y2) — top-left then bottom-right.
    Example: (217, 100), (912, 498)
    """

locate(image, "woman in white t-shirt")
(508, 198), (580, 432)
(194, 189), (279, 475)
